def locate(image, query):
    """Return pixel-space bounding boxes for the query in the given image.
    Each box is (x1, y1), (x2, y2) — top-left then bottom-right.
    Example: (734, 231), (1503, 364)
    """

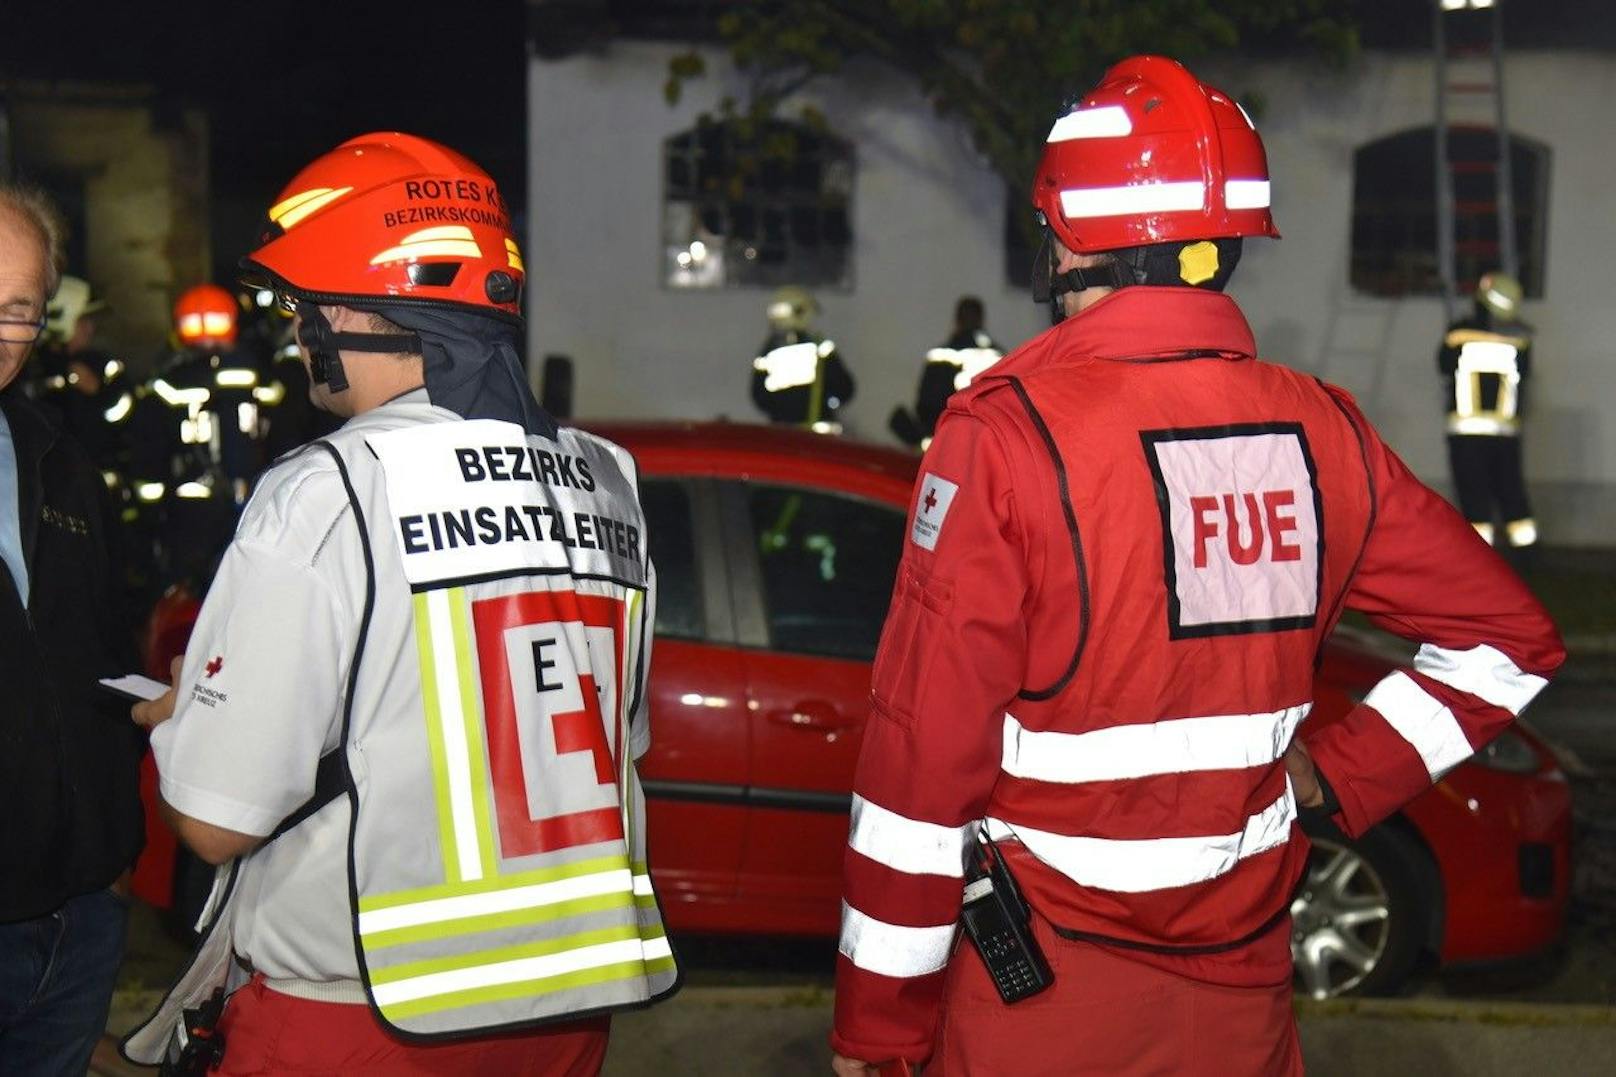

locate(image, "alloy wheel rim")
(1290, 837), (1393, 999)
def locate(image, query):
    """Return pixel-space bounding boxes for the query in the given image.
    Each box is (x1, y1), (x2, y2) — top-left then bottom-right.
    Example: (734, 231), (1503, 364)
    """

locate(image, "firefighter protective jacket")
(751, 329), (856, 426)
(915, 329), (1003, 442)
(831, 288), (1564, 1064)
(1438, 314), (1533, 437)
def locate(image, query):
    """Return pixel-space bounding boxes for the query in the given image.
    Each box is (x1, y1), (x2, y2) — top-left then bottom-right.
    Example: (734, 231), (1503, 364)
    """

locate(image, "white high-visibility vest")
(127, 406), (675, 1061)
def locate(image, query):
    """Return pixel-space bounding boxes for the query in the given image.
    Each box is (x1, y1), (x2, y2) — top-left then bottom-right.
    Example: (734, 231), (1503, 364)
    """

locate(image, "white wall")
(531, 44), (1616, 543)
(527, 42), (1047, 436)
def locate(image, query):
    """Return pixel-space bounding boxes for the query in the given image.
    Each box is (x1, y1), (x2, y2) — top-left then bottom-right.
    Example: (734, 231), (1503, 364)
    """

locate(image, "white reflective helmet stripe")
(1484, 287), (1517, 312)
(357, 867), (636, 936)
(848, 794), (971, 878)
(1060, 181), (1204, 219)
(1412, 643), (1547, 716)
(1057, 179), (1269, 220)
(1362, 672), (1475, 780)
(1224, 179), (1272, 210)
(983, 783), (1296, 894)
(1047, 105), (1133, 142)
(1001, 705), (1310, 785)
(839, 903), (956, 978)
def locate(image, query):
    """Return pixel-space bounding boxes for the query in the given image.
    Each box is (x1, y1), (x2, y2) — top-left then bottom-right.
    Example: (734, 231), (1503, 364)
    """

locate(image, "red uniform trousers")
(214, 976), (610, 1076)
(930, 916), (1302, 1077)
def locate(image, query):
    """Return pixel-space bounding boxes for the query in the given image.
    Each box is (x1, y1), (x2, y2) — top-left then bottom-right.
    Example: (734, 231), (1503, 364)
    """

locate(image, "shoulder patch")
(911, 473), (960, 551)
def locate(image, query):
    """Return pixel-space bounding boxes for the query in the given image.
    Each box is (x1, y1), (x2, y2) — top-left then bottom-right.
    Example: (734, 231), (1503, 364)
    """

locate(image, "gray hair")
(0, 184), (66, 297)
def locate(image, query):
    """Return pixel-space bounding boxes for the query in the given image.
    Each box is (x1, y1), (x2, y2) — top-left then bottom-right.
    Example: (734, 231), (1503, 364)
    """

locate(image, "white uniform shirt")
(152, 390), (451, 983)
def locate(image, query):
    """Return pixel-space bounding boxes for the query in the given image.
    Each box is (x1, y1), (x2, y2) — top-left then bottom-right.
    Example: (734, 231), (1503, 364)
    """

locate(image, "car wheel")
(1292, 817), (1430, 999)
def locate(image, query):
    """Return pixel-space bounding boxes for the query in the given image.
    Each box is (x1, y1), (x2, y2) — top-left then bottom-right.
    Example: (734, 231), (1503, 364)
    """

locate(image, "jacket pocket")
(869, 566), (953, 731)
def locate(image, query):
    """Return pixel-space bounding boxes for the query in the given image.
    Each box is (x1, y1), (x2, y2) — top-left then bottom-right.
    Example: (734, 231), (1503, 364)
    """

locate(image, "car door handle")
(767, 699), (857, 731)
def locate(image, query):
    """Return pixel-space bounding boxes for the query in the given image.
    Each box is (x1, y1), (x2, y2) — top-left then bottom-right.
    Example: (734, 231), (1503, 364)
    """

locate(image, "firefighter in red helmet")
(126, 133), (675, 1074)
(831, 56), (1562, 1076)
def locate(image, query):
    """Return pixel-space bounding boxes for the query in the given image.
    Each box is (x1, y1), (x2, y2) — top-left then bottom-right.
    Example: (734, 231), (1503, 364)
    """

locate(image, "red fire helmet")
(242, 132), (524, 322)
(1032, 56), (1280, 254)
(173, 283), (239, 348)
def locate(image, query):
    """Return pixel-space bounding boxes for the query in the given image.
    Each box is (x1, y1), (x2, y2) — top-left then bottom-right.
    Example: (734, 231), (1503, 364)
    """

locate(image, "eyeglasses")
(0, 315), (47, 344)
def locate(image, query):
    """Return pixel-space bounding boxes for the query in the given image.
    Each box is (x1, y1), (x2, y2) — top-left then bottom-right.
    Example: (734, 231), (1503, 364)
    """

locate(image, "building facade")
(528, 42), (1616, 544)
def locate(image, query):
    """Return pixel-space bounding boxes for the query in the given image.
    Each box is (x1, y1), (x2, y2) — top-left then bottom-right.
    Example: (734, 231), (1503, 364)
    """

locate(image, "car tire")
(1293, 814), (1432, 999)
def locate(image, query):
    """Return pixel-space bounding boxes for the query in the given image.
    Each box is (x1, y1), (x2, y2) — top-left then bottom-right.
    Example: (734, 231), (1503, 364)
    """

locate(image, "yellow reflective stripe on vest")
(363, 889), (662, 951)
(358, 853), (658, 933)
(619, 590), (644, 848)
(360, 853), (630, 913)
(414, 588), (498, 884)
(360, 868), (634, 937)
(370, 923), (675, 1019)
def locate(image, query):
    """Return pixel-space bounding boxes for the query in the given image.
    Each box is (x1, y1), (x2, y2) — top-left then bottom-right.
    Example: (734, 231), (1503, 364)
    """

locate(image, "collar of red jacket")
(1001, 287), (1258, 379)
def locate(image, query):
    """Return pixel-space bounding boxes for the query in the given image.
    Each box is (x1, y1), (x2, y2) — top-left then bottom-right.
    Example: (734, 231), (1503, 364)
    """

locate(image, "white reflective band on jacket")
(927, 334), (1003, 392)
(1447, 334), (1523, 436)
(838, 902), (956, 978)
(754, 341), (823, 392)
(1000, 705), (1309, 784)
(1359, 642), (1546, 781)
(848, 794), (972, 879)
(983, 784), (1296, 894)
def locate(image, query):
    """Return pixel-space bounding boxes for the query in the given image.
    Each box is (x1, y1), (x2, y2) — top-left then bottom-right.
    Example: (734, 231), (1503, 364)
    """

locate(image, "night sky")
(3, 0), (527, 273)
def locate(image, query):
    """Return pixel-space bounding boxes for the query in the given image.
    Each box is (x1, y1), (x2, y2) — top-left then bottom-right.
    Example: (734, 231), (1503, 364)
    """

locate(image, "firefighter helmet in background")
(1476, 271), (1524, 321)
(1030, 56), (1278, 301)
(240, 131), (524, 321)
(173, 284), (240, 350)
(45, 276), (106, 347)
(766, 286), (818, 334)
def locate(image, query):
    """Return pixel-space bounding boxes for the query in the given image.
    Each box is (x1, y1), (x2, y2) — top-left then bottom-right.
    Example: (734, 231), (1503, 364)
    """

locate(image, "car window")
(641, 480), (703, 640)
(747, 485), (905, 661)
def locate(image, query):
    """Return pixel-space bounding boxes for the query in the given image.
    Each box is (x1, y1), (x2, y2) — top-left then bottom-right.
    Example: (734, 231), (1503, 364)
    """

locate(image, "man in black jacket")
(0, 185), (143, 1074)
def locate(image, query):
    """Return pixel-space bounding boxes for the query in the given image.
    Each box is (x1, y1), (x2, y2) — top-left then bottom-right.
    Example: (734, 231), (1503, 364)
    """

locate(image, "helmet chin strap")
(294, 302), (423, 393)
(1032, 230), (1134, 322)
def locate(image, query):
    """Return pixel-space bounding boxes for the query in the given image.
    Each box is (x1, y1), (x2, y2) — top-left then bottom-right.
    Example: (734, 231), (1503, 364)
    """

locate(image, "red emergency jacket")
(831, 288), (1564, 1065)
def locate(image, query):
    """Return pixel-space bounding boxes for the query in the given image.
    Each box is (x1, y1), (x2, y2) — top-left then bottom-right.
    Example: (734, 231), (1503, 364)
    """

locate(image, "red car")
(135, 422), (1571, 999)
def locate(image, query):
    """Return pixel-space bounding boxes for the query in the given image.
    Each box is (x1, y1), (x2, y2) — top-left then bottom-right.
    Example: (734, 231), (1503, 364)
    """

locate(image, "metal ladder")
(1433, 0), (1518, 323)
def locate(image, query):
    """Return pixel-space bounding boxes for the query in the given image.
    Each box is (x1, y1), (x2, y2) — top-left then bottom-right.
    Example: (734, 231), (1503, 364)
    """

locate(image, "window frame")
(1349, 126), (1551, 299)
(716, 478), (907, 660)
(660, 117), (856, 292)
(640, 475), (736, 646)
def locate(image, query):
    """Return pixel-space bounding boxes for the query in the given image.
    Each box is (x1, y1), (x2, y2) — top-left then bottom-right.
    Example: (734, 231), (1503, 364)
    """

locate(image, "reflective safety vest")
(126, 413), (676, 1061)
(340, 418), (676, 1035)
(1442, 326), (1528, 437)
